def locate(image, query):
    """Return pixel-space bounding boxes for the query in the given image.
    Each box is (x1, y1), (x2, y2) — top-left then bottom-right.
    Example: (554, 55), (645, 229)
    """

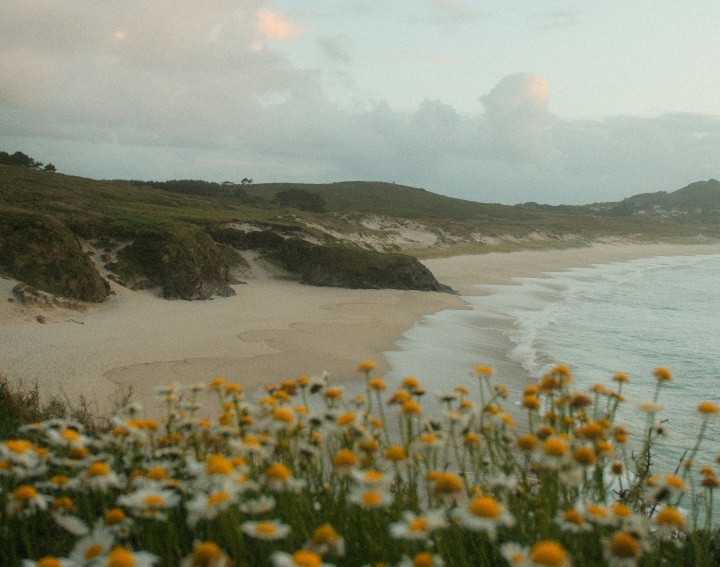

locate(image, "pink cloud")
(257, 9), (304, 41)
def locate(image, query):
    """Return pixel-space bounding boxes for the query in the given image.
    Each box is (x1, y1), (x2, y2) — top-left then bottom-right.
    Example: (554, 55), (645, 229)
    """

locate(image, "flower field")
(1, 363), (719, 567)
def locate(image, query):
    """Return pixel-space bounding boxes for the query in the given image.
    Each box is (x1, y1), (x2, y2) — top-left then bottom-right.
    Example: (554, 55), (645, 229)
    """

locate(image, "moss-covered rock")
(261, 236), (451, 292)
(0, 209), (107, 302)
(108, 225), (242, 299)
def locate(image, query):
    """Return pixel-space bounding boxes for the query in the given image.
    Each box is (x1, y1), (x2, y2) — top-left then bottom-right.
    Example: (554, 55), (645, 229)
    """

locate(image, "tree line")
(0, 151), (56, 172)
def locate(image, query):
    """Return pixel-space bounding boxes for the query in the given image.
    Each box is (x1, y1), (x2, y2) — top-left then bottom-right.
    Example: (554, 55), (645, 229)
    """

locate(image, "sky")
(1, 1), (719, 205)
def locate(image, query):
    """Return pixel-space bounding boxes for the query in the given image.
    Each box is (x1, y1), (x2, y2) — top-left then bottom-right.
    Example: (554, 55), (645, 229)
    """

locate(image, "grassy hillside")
(1, 165), (719, 300)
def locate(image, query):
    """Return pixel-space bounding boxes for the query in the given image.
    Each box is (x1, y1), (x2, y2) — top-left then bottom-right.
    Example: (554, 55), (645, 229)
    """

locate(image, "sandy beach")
(2, 241), (720, 417)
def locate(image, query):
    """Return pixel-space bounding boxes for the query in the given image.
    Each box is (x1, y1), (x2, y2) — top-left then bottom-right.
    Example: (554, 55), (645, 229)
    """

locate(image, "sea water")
(377, 252), (720, 478)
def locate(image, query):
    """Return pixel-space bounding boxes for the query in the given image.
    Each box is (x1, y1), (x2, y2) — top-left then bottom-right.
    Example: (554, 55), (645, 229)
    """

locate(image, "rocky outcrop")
(106, 225), (242, 300)
(0, 209), (107, 302)
(210, 228), (452, 292)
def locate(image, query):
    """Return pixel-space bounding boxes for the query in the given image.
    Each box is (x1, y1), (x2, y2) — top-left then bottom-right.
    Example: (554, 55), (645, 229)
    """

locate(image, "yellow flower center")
(586, 504), (608, 519)
(85, 543), (105, 560)
(146, 467), (168, 480)
(609, 532), (640, 558)
(143, 494), (165, 508)
(433, 472), (464, 494)
(37, 558), (62, 567)
(368, 377), (386, 390)
(530, 541), (568, 567)
(402, 400), (422, 415)
(13, 485), (38, 501)
(292, 550), (322, 567)
(62, 429), (80, 442)
(208, 491), (230, 506)
(266, 463), (292, 481)
(655, 507), (685, 529)
(469, 496), (501, 518)
(358, 360), (376, 373)
(256, 522), (278, 535)
(191, 542), (224, 567)
(104, 508), (127, 525)
(206, 454), (233, 476)
(573, 446), (597, 466)
(312, 524), (339, 544)
(563, 509), (584, 525)
(6, 439), (33, 453)
(87, 462), (110, 477)
(517, 434), (538, 451)
(336, 412), (356, 426)
(361, 491), (383, 507)
(542, 437), (568, 457)
(698, 401), (719, 414)
(666, 475), (685, 490)
(413, 552), (434, 567)
(107, 547), (135, 567)
(409, 518), (428, 532)
(384, 445), (406, 462)
(52, 496), (75, 512)
(333, 449), (359, 468)
(272, 407), (295, 423)
(611, 503), (631, 518)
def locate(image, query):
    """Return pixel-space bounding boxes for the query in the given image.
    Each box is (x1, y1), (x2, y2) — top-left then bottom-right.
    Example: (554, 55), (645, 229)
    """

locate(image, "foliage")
(107, 225), (244, 299)
(275, 189), (327, 213)
(132, 179), (265, 206)
(1, 363), (720, 566)
(0, 208), (107, 302)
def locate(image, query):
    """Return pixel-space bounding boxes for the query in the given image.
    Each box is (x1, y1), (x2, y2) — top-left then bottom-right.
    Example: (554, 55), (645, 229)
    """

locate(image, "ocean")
(377, 252), (720, 478)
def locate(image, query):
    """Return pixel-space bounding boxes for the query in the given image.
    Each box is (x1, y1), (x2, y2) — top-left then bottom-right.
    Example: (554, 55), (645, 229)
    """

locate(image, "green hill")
(1, 163), (718, 302)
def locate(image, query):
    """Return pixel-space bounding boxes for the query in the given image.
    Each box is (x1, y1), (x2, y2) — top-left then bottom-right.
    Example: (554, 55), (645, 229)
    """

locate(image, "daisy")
(6, 484), (50, 517)
(348, 486), (393, 509)
(240, 495), (276, 515)
(528, 540), (571, 567)
(603, 531), (644, 567)
(72, 461), (124, 492)
(69, 524), (116, 565)
(185, 487), (240, 527)
(100, 546), (157, 567)
(180, 541), (232, 567)
(453, 495), (515, 539)
(307, 523), (345, 557)
(272, 550), (334, 567)
(500, 542), (530, 567)
(21, 558), (75, 567)
(241, 520), (291, 540)
(396, 552), (445, 567)
(389, 509), (448, 540)
(117, 488), (181, 520)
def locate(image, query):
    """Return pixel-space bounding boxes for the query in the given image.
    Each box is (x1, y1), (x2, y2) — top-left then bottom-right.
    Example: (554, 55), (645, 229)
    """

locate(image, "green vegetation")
(0, 209), (107, 302)
(2, 159), (720, 302)
(1, 363), (720, 566)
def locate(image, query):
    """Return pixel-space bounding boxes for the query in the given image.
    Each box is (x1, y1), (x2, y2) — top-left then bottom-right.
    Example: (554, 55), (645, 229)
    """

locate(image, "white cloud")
(1, 1), (718, 205)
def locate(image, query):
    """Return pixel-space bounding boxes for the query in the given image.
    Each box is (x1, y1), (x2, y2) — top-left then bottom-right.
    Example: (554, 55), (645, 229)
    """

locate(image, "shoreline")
(2, 241), (720, 418)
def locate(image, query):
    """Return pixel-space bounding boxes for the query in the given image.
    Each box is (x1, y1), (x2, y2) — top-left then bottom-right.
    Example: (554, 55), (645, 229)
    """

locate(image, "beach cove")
(2, 241), (720, 418)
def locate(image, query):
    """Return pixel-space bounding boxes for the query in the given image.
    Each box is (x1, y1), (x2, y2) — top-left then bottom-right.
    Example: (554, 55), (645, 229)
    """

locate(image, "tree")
(43, 163), (56, 173)
(241, 178), (253, 185)
(0, 151), (43, 169)
(275, 189), (327, 213)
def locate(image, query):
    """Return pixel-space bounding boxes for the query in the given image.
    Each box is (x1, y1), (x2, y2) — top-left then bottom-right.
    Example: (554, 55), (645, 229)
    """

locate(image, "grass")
(1, 362), (720, 567)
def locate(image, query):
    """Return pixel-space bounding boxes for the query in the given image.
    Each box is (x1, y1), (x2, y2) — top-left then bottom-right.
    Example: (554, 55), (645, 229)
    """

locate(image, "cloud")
(479, 73), (555, 162)
(318, 35), (352, 64)
(425, 0), (483, 23)
(0, 2), (718, 206)
(532, 9), (580, 31)
(257, 9), (305, 41)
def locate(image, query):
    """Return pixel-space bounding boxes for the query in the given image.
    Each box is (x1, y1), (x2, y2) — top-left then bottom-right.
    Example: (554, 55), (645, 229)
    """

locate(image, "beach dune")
(2, 242), (720, 417)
